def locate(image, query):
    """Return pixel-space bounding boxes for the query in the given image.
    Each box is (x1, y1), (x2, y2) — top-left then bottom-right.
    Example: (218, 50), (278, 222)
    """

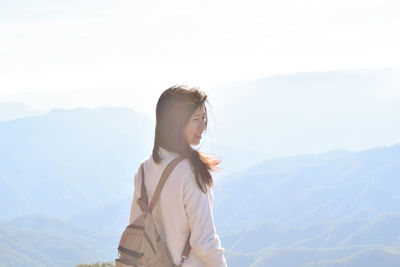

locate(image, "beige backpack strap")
(136, 163), (149, 212)
(148, 156), (185, 213)
(180, 233), (191, 264)
(138, 156), (192, 262)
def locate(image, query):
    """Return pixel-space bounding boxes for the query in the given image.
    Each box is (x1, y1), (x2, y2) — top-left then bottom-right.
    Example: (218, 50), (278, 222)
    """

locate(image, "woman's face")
(184, 104), (207, 146)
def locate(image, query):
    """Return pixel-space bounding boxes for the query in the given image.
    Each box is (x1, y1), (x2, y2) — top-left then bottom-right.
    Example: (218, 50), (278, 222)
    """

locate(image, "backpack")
(115, 156), (191, 267)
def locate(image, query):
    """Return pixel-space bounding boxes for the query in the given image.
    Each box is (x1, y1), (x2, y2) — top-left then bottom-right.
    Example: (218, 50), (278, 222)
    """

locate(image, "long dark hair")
(152, 85), (221, 193)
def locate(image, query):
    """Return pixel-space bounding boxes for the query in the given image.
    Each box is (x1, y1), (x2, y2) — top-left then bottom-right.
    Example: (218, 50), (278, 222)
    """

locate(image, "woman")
(129, 85), (227, 267)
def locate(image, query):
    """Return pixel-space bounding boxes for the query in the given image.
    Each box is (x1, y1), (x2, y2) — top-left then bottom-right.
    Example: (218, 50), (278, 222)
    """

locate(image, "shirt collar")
(159, 145), (179, 158)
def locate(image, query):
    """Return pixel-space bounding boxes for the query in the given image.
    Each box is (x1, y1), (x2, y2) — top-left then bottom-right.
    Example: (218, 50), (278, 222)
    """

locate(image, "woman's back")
(129, 146), (227, 267)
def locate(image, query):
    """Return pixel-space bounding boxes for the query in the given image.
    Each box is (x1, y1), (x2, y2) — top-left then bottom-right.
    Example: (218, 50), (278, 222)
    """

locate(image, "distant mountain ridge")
(237, 245), (400, 267)
(0, 106), (154, 220)
(0, 216), (114, 267)
(3, 213), (400, 267)
(213, 143), (400, 232)
(221, 213), (400, 252)
(0, 102), (46, 121)
(211, 68), (400, 157)
(1, 140), (399, 266)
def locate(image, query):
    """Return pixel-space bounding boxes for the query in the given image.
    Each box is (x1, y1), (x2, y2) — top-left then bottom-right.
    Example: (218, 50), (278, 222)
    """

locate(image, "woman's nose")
(198, 120), (205, 130)
(200, 120), (206, 130)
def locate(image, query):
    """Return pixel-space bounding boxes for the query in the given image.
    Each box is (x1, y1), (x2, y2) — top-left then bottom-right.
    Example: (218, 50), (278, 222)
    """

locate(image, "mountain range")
(0, 102), (46, 121)
(0, 107), (153, 219)
(2, 140), (399, 266)
(1, 69), (400, 266)
(210, 68), (400, 157)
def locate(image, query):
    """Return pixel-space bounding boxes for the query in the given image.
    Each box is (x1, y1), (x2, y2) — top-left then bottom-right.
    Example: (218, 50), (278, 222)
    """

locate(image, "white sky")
(1, 0), (400, 116)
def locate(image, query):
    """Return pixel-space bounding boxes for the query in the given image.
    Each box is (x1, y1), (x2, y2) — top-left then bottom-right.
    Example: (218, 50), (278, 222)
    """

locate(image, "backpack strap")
(137, 156), (192, 262)
(180, 233), (191, 264)
(148, 156), (185, 212)
(136, 163), (149, 213)
(137, 156), (185, 213)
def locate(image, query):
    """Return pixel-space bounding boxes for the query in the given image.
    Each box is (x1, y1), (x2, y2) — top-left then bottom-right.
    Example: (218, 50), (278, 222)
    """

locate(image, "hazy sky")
(1, 0), (399, 116)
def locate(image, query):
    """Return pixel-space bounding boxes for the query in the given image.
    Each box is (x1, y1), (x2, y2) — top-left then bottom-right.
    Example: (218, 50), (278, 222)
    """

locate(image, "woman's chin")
(191, 140), (200, 146)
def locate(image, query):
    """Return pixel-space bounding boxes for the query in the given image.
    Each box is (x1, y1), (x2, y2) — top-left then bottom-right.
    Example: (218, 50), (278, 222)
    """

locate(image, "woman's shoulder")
(141, 150), (195, 184)
(171, 157), (197, 185)
(139, 153), (153, 170)
(174, 157), (193, 173)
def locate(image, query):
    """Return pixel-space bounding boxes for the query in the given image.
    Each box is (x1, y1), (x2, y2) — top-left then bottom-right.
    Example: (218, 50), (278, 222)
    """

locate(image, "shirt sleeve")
(183, 171), (227, 267)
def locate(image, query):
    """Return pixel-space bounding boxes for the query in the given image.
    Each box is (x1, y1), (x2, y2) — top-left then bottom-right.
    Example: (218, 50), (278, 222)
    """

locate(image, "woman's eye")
(194, 116), (206, 121)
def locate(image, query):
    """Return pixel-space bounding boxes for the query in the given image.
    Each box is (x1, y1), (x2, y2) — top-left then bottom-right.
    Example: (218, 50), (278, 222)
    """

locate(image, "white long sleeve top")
(129, 146), (227, 267)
